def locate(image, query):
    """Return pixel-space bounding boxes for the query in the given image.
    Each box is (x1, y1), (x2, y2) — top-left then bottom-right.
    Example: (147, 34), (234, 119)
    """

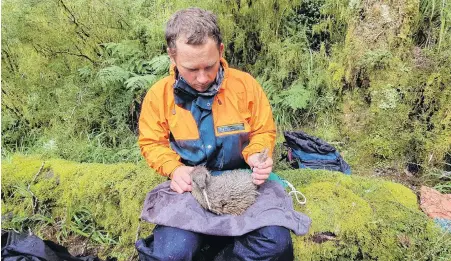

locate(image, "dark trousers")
(135, 225), (294, 261)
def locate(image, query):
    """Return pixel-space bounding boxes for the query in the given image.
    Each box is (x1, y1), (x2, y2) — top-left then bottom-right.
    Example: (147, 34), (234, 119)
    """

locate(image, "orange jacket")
(138, 58), (276, 177)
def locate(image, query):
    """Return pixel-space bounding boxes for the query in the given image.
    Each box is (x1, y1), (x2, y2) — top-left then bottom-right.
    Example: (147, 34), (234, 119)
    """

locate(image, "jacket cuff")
(242, 143), (273, 164)
(162, 161), (184, 178)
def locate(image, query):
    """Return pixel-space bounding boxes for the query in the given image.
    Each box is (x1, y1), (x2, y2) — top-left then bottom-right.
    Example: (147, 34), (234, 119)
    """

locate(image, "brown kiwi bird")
(190, 148), (269, 215)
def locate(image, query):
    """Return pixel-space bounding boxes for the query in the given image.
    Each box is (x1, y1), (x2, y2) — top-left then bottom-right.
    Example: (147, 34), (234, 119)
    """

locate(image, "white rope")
(283, 180), (307, 205)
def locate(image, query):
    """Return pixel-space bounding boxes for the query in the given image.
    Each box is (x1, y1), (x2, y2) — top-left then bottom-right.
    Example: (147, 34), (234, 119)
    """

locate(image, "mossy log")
(2, 154), (450, 260)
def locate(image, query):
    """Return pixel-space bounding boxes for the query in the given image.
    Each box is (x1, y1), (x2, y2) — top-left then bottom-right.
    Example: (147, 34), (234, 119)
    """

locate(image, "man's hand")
(170, 166), (194, 193)
(248, 153), (273, 185)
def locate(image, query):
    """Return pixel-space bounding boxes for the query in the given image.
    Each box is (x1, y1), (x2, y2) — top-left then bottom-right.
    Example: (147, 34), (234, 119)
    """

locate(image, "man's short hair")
(165, 8), (222, 52)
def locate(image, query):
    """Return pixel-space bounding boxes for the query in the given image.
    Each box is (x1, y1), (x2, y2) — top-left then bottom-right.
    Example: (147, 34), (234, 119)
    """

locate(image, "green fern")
(96, 65), (130, 88)
(78, 66), (93, 80)
(125, 74), (157, 91)
(103, 41), (142, 61)
(280, 81), (312, 111)
(147, 55), (170, 75)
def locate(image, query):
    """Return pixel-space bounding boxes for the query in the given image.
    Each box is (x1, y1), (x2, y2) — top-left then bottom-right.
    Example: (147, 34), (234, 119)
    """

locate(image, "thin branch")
(373, 30), (384, 42)
(54, 50), (97, 64)
(27, 162), (45, 215)
(134, 219), (141, 243)
(1, 47), (18, 73)
(100, 0), (131, 28)
(128, 219), (142, 261)
(58, 0), (90, 38)
(1, 91), (22, 118)
(40, 44), (97, 65)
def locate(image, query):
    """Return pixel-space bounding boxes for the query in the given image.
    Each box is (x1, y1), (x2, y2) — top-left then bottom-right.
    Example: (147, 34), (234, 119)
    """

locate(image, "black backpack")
(1, 230), (106, 261)
(283, 131), (351, 175)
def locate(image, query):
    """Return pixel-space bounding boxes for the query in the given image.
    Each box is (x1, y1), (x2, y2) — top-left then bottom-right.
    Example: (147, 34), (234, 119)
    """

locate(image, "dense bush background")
(2, 0), (450, 178)
(2, 0), (450, 185)
(2, 0), (451, 259)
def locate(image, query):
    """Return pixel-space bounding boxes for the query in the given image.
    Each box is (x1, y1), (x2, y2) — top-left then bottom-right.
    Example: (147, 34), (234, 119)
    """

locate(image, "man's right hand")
(170, 166), (194, 193)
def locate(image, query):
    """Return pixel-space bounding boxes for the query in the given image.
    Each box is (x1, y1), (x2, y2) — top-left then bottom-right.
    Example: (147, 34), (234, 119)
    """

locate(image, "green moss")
(2, 154), (164, 258)
(279, 169), (451, 260)
(3, 155), (450, 260)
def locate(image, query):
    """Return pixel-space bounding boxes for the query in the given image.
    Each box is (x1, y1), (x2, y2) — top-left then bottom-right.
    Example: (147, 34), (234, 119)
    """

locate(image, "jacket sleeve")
(138, 89), (183, 177)
(242, 77), (277, 163)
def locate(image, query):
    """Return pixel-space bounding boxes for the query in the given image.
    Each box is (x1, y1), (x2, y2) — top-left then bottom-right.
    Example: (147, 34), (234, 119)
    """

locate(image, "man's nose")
(197, 71), (209, 84)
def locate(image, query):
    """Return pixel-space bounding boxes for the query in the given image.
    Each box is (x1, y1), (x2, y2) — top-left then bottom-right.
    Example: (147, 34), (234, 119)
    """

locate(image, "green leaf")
(280, 81), (312, 110)
(96, 66), (130, 87)
(124, 74), (157, 91)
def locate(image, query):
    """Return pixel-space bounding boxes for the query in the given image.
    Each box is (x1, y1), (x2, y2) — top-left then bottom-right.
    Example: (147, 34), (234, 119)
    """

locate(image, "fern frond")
(146, 55), (170, 75)
(103, 41), (142, 60)
(124, 74), (157, 91)
(280, 81), (312, 110)
(78, 66), (92, 79)
(96, 66), (130, 87)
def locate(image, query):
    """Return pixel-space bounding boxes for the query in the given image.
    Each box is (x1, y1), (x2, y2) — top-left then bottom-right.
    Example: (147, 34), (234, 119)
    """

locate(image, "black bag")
(1, 229), (105, 261)
(284, 131), (351, 175)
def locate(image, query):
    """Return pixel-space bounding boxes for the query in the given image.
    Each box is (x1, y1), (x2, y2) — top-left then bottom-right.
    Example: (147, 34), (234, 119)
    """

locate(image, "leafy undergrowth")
(2, 154), (450, 260)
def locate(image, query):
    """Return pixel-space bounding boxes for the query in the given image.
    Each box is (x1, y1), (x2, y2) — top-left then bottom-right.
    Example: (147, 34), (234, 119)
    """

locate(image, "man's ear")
(219, 43), (224, 57)
(167, 48), (176, 66)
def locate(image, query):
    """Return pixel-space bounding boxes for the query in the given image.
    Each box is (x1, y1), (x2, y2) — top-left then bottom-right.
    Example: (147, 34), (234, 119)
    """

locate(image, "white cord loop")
(283, 180), (307, 205)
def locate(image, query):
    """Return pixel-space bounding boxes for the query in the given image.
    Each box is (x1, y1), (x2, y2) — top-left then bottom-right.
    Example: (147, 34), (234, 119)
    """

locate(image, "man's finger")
(256, 158), (273, 169)
(248, 154), (262, 168)
(170, 181), (184, 194)
(252, 166), (272, 175)
(252, 178), (265, 185)
(252, 172), (270, 180)
(180, 172), (192, 185)
(257, 162), (271, 169)
(176, 178), (192, 192)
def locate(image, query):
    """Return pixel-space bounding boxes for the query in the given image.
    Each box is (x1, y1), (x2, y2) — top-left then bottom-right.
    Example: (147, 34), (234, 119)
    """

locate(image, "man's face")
(169, 37), (224, 92)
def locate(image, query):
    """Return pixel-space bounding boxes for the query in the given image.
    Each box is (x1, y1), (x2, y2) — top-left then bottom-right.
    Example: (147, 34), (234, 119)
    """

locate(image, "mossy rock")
(2, 155), (450, 260)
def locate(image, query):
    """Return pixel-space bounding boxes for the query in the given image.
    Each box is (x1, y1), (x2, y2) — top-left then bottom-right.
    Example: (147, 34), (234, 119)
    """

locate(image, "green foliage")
(3, 155), (450, 260)
(1, 0), (450, 221)
(97, 65), (130, 87)
(1, 4), (172, 162)
(69, 208), (118, 244)
(299, 0), (451, 183)
(2, 0), (450, 259)
(414, 0), (451, 50)
(0, 4), (449, 261)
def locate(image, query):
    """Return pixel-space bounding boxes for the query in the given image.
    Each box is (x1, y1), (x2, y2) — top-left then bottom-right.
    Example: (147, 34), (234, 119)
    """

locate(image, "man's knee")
(157, 227), (201, 260)
(136, 226), (202, 261)
(256, 226), (293, 257)
(158, 246), (193, 261)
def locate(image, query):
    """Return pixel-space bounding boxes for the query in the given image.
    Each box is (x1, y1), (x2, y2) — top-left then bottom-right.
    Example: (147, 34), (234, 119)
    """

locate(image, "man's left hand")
(248, 153), (273, 185)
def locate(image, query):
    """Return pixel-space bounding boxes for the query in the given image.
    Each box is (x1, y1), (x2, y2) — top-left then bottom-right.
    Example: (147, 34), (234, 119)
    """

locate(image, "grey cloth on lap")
(140, 181), (311, 236)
